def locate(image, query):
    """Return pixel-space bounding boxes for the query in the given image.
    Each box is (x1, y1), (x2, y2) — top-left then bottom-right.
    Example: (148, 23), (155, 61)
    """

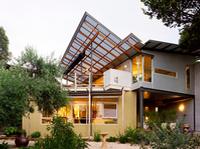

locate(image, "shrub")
(31, 131), (41, 138)
(118, 134), (128, 144)
(30, 116), (88, 149)
(124, 127), (150, 145)
(147, 123), (200, 149)
(0, 141), (9, 149)
(106, 136), (117, 142)
(93, 131), (101, 142)
(3, 127), (18, 136)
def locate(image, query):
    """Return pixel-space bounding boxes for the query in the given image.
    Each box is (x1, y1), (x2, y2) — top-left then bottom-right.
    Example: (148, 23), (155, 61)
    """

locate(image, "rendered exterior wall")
(165, 99), (194, 129)
(195, 63), (200, 131)
(142, 50), (195, 94)
(22, 91), (137, 137)
(22, 102), (50, 137)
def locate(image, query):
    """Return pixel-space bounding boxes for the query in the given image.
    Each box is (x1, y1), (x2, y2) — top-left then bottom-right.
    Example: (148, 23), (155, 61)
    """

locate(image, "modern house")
(22, 12), (200, 137)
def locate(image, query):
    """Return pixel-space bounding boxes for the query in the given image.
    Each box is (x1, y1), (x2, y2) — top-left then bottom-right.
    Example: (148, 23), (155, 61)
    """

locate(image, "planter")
(15, 135), (29, 147)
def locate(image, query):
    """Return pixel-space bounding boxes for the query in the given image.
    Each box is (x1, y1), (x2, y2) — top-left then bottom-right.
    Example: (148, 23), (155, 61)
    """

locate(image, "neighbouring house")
(22, 12), (200, 137)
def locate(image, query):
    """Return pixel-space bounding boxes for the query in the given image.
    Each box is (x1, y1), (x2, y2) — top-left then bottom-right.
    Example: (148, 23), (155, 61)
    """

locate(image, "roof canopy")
(61, 12), (141, 83)
(143, 40), (200, 56)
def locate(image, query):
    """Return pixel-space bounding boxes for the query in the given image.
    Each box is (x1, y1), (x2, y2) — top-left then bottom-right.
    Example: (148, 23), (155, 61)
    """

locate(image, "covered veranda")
(137, 87), (195, 130)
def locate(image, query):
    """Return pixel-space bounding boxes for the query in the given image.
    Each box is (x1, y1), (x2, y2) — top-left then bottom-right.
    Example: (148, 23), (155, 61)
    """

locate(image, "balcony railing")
(62, 74), (104, 91)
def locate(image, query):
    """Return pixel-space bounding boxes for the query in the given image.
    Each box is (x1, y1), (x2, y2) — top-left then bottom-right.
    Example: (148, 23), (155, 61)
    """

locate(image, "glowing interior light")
(179, 104), (185, 112)
(155, 107), (158, 112)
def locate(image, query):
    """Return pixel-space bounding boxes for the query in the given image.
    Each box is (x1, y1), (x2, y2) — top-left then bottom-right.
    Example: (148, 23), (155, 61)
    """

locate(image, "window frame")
(154, 68), (177, 78)
(102, 103), (118, 119)
(185, 66), (190, 90)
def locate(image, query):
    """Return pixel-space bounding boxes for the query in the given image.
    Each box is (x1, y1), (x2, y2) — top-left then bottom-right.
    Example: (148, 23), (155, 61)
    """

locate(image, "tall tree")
(141, 0), (200, 50)
(0, 47), (67, 127)
(0, 27), (9, 60)
(0, 67), (30, 127)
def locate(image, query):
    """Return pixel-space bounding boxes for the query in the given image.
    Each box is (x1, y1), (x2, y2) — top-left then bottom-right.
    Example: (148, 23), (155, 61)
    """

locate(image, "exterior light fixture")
(195, 56), (200, 63)
(178, 104), (185, 112)
(144, 106), (149, 111)
(155, 107), (158, 112)
(124, 65), (127, 68)
(196, 59), (200, 63)
(145, 116), (149, 121)
(144, 91), (150, 99)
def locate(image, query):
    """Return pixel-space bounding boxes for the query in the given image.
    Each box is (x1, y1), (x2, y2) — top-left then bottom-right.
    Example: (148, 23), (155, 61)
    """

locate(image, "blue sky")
(0, 0), (179, 59)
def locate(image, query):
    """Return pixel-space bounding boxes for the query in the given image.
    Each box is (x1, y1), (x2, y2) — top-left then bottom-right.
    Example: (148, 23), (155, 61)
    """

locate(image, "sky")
(0, 0), (180, 60)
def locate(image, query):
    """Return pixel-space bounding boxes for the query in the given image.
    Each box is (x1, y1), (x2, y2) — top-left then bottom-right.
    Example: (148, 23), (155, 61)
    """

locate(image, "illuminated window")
(73, 104), (87, 124)
(155, 68), (177, 77)
(93, 103), (117, 124)
(132, 55), (142, 82)
(185, 66), (190, 89)
(144, 56), (152, 82)
(57, 106), (71, 122)
(132, 55), (152, 83)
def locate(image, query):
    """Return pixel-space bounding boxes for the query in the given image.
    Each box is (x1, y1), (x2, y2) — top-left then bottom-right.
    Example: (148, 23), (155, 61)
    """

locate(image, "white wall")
(195, 63), (200, 131)
(143, 50), (195, 94)
(104, 69), (132, 90)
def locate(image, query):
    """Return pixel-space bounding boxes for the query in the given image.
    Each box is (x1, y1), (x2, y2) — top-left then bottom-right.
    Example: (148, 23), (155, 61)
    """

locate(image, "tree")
(0, 67), (30, 127)
(0, 27), (9, 60)
(0, 47), (67, 128)
(18, 47), (67, 114)
(141, 0), (200, 50)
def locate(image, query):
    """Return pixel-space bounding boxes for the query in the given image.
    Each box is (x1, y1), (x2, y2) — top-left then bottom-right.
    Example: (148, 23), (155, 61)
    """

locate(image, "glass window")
(41, 111), (52, 124)
(155, 68), (177, 77)
(57, 106), (71, 122)
(144, 56), (152, 82)
(71, 100), (118, 124)
(132, 55), (143, 82)
(92, 102), (117, 124)
(103, 104), (117, 118)
(185, 66), (190, 89)
(73, 104), (87, 124)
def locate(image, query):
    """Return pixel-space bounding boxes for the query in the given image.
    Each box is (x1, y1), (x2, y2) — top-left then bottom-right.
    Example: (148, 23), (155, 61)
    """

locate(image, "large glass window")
(132, 55), (152, 83)
(57, 106), (71, 122)
(132, 55), (143, 82)
(144, 55), (152, 82)
(92, 102), (117, 124)
(70, 100), (118, 124)
(73, 104), (88, 124)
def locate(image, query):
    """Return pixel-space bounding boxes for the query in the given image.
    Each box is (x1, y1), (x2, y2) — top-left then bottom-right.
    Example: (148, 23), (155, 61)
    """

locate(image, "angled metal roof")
(142, 40), (200, 56)
(61, 12), (141, 83)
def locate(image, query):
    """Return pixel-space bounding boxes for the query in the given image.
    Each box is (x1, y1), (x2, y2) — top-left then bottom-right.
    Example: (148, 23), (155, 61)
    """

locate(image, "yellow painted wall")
(22, 91), (137, 137)
(124, 91), (137, 128)
(22, 102), (50, 137)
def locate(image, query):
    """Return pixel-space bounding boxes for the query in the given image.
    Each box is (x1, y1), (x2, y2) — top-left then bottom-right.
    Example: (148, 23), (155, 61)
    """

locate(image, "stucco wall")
(22, 102), (50, 137)
(142, 50), (195, 94)
(195, 63), (200, 131)
(22, 91), (137, 137)
(166, 99), (194, 129)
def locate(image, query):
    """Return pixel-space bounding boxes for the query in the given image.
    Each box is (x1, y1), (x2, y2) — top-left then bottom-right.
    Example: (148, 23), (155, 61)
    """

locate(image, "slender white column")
(88, 72), (92, 138)
(122, 89), (125, 132)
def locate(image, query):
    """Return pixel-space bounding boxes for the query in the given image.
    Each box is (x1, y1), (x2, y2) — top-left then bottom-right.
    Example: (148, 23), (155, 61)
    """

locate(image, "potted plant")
(15, 129), (29, 147)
